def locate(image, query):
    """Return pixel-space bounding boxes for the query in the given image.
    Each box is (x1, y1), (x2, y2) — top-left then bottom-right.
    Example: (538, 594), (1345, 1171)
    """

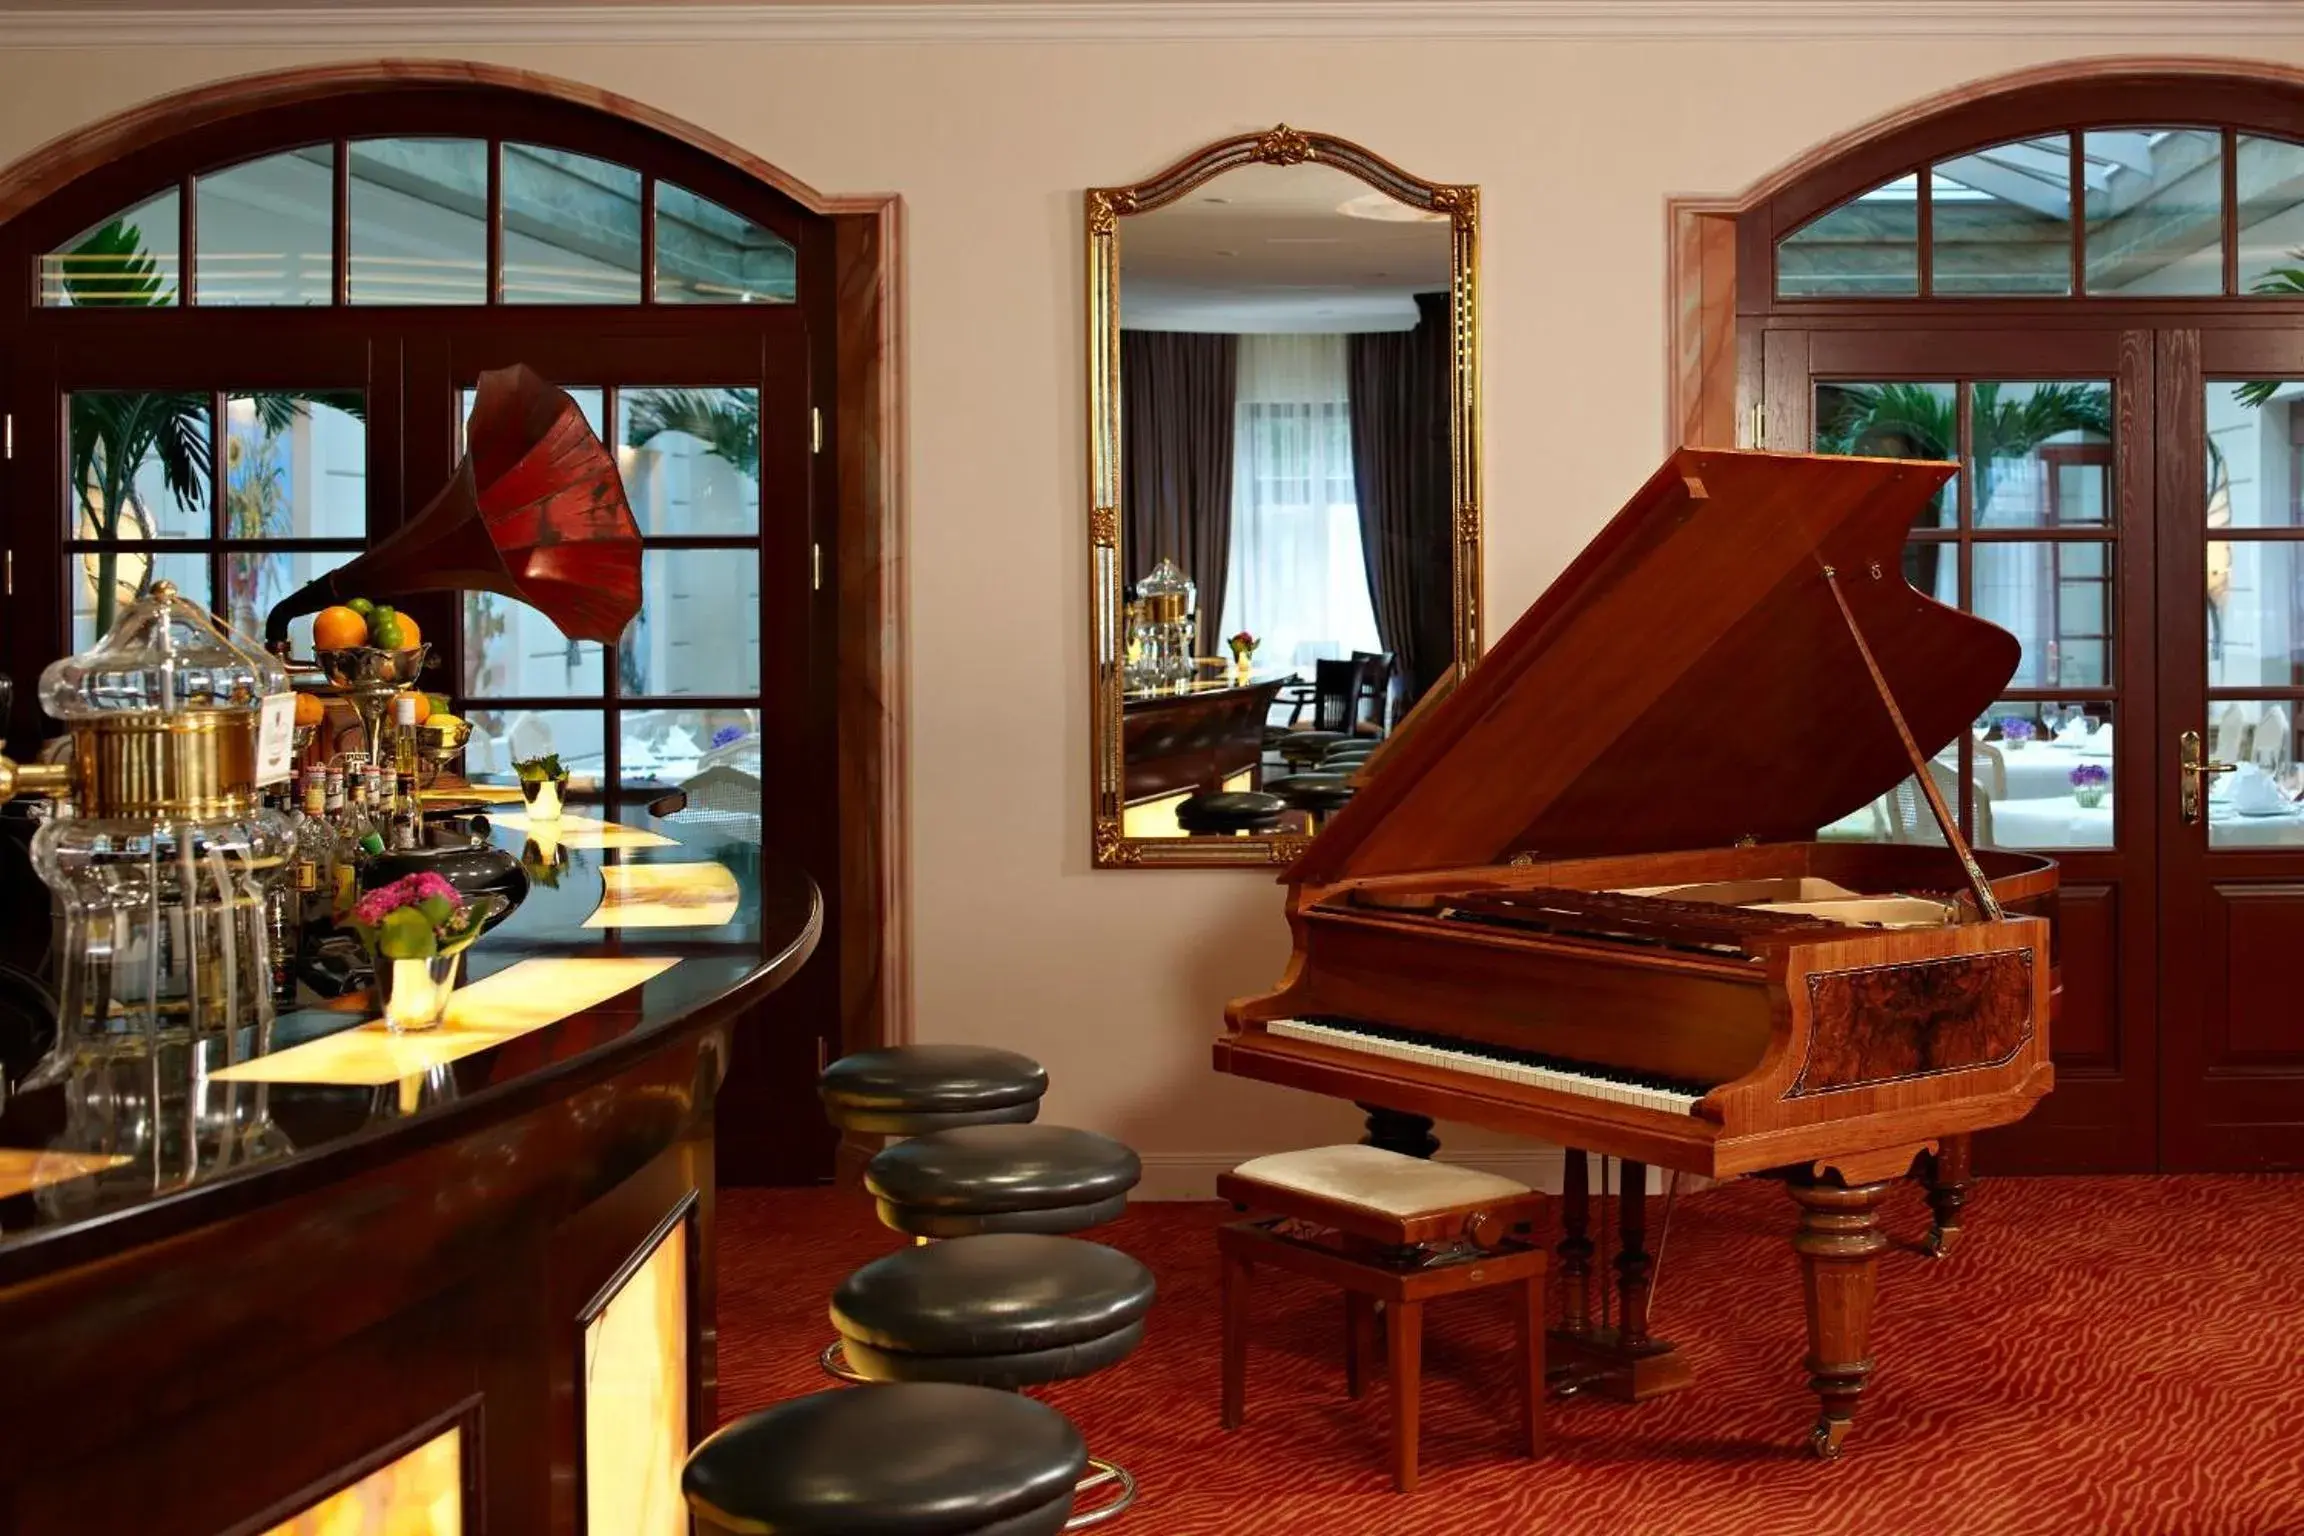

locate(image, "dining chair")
(1349, 651), (1397, 736)
(2255, 703), (2292, 770)
(1310, 659), (1370, 736)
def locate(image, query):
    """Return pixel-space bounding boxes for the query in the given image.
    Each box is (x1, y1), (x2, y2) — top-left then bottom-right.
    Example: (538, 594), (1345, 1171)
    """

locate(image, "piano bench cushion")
(819, 1045), (1049, 1135)
(1227, 1144), (1532, 1221)
(867, 1125), (1141, 1238)
(684, 1383), (1086, 1536)
(833, 1234), (1157, 1389)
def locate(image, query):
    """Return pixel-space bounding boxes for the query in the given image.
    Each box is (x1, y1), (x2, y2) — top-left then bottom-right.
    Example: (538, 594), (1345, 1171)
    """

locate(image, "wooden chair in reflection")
(1351, 651), (1398, 736)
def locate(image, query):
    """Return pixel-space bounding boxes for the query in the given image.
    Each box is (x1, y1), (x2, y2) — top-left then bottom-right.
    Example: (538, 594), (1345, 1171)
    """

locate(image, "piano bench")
(1215, 1146), (1548, 1495)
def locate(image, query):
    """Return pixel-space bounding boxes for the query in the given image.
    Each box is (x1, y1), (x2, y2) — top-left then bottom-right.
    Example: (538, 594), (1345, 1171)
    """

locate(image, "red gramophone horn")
(265, 365), (643, 646)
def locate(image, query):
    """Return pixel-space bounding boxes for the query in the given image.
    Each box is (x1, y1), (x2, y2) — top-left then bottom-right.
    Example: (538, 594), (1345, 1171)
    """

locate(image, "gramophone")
(266, 364), (646, 923)
(264, 364), (643, 653)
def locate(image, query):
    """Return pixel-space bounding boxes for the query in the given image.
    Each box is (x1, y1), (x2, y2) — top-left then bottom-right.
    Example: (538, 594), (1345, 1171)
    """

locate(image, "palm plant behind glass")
(63, 217), (360, 637)
(615, 388), (760, 696)
(1814, 380), (2112, 522)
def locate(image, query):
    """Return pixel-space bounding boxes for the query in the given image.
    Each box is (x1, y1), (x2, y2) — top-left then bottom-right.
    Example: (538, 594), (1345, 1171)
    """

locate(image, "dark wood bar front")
(0, 809), (820, 1535)
(1123, 674), (1289, 803)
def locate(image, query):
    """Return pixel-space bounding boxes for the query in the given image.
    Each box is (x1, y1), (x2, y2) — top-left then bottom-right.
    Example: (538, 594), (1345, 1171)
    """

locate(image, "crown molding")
(1, 1), (2298, 49)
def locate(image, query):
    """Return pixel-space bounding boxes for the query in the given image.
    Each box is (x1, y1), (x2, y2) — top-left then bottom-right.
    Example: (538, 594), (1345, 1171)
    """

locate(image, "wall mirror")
(1087, 126), (1482, 868)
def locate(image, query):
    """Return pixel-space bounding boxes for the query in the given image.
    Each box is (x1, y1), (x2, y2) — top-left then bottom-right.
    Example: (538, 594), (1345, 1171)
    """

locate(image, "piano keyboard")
(1266, 1016), (1708, 1116)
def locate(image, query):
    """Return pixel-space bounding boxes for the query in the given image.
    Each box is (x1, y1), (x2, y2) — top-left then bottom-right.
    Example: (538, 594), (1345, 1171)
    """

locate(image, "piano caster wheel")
(1809, 1417), (1852, 1460)
(1920, 1224), (1960, 1260)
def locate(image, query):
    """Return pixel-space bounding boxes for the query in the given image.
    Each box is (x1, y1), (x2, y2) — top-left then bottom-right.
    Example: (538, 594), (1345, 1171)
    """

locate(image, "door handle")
(2181, 729), (2236, 824)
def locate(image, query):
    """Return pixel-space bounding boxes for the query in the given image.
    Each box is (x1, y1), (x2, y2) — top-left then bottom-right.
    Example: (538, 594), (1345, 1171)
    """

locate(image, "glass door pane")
(1813, 374), (2119, 849)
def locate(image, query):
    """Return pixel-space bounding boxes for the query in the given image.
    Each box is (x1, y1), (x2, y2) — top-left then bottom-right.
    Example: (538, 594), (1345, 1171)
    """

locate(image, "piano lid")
(1289, 447), (2019, 886)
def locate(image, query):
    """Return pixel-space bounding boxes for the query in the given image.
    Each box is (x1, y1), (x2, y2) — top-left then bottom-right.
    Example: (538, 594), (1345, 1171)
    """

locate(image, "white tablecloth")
(1989, 793), (2304, 848)
(1994, 738), (2112, 800)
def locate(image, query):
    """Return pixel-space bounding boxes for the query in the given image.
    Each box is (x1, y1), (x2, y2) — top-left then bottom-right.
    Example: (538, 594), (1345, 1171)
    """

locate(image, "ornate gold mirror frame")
(1086, 125), (1482, 868)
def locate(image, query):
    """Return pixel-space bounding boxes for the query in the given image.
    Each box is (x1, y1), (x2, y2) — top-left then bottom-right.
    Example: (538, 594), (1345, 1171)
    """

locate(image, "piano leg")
(1917, 1134), (1972, 1258)
(1356, 1103), (1438, 1159)
(1547, 1156), (1692, 1401)
(1787, 1174), (1892, 1460)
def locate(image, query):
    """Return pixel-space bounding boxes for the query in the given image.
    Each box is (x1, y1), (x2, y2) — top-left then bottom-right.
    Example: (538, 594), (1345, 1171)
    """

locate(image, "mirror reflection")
(1115, 161), (1457, 841)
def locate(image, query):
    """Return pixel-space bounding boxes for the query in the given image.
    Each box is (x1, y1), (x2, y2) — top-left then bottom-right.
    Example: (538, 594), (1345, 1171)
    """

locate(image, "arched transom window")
(1777, 129), (2304, 300)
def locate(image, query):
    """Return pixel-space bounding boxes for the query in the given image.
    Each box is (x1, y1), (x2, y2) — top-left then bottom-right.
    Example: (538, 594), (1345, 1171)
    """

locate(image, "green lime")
(347, 597), (376, 620)
(376, 906), (437, 960)
(371, 615), (406, 650)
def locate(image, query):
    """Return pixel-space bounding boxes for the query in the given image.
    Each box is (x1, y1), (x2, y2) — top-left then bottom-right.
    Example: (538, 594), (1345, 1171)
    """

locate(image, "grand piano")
(1216, 447), (2057, 1458)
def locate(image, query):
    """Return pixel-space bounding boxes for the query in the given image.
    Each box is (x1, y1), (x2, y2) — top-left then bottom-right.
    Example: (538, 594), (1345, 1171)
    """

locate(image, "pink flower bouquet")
(347, 872), (506, 1032)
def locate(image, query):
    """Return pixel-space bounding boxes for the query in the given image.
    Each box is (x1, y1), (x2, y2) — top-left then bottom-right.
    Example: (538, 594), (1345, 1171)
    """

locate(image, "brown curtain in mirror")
(1347, 291), (1454, 704)
(1121, 330), (1239, 652)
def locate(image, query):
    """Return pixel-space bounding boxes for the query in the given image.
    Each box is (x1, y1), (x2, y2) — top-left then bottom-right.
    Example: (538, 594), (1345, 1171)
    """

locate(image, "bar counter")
(0, 804), (821, 1535)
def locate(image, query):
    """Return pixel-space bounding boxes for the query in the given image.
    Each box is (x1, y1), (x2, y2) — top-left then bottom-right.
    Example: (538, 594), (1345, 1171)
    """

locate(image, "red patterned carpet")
(717, 1175), (2304, 1535)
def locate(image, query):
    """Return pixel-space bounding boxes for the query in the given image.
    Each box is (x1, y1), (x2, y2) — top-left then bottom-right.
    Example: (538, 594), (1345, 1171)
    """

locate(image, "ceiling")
(1118, 161), (1451, 334)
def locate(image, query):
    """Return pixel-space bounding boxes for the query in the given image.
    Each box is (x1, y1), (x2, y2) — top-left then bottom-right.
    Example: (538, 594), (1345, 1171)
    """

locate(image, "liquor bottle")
(263, 781), (299, 1010)
(326, 766), (370, 915)
(387, 697), (424, 851)
(358, 765), (388, 857)
(293, 767), (337, 931)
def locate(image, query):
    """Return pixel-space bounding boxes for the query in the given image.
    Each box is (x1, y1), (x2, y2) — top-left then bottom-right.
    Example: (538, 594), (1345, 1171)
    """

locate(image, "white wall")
(3, 23), (2295, 1191)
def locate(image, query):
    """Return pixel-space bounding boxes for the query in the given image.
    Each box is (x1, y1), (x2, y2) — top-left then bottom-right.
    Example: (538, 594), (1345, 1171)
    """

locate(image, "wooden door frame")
(0, 61), (912, 1106)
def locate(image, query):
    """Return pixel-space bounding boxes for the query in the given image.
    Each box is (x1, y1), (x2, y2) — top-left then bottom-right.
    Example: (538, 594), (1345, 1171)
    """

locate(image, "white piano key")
(1265, 1018), (1700, 1115)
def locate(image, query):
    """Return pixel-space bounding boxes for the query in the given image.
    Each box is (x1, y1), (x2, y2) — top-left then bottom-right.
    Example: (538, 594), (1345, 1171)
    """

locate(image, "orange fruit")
(292, 691), (325, 728)
(312, 605), (368, 651)
(393, 612), (422, 650)
(407, 691), (433, 726)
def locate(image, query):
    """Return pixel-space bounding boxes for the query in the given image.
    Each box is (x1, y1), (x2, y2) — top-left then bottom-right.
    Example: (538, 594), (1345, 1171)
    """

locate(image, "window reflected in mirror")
(1111, 158), (1458, 842)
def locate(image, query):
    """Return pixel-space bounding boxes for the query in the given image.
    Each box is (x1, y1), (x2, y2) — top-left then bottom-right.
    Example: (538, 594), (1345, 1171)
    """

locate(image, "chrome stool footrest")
(819, 1337), (869, 1385)
(1065, 1456), (1136, 1529)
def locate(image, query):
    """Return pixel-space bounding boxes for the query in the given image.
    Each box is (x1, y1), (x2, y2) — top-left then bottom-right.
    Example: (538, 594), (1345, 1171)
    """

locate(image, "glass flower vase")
(520, 772), (570, 823)
(378, 952), (463, 1034)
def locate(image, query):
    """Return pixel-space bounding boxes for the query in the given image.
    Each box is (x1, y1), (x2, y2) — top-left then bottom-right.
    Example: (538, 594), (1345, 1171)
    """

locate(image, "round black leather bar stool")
(1270, 772), (1357, 827)
(1175, 790), (1286, 836)
(868, 1124), (1142, 1239)
(833, 1234), (1158, 1528)
(685, 1383), (1088, 1536)
(1276, 730), (1345, 769)
(819, 1044), (1048, 1135)
(1319, 746), (1373, 771)
(823, 1128), (1139, 1382)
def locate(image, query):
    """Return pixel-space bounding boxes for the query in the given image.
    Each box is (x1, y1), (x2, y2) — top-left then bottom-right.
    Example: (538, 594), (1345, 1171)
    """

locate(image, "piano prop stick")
(1215, 447), (2060, 1459)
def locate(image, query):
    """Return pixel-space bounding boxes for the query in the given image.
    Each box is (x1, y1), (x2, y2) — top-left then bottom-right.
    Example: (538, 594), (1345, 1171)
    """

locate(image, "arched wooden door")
(1743, 74), (2304, 1173)
(0, 82), (842, 1183)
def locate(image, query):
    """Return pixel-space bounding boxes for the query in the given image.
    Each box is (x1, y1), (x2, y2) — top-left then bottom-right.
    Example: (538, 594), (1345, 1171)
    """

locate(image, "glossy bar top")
(0, 804), (820, 1284)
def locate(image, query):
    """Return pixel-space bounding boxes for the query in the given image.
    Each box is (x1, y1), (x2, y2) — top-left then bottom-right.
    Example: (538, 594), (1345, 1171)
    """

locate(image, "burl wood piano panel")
(1793, 950), (2034, 1096)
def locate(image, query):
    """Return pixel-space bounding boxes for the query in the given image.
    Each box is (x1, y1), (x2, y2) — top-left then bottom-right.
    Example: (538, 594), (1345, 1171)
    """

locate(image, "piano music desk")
(1215, 1147), (1547, 1494)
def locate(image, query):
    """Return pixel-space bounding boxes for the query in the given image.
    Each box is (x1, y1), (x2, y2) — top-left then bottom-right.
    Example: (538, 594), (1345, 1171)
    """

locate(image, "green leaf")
(60, 217), (170, 309)
(376, 907), (438, 960)
(621, 387), (759, 480)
